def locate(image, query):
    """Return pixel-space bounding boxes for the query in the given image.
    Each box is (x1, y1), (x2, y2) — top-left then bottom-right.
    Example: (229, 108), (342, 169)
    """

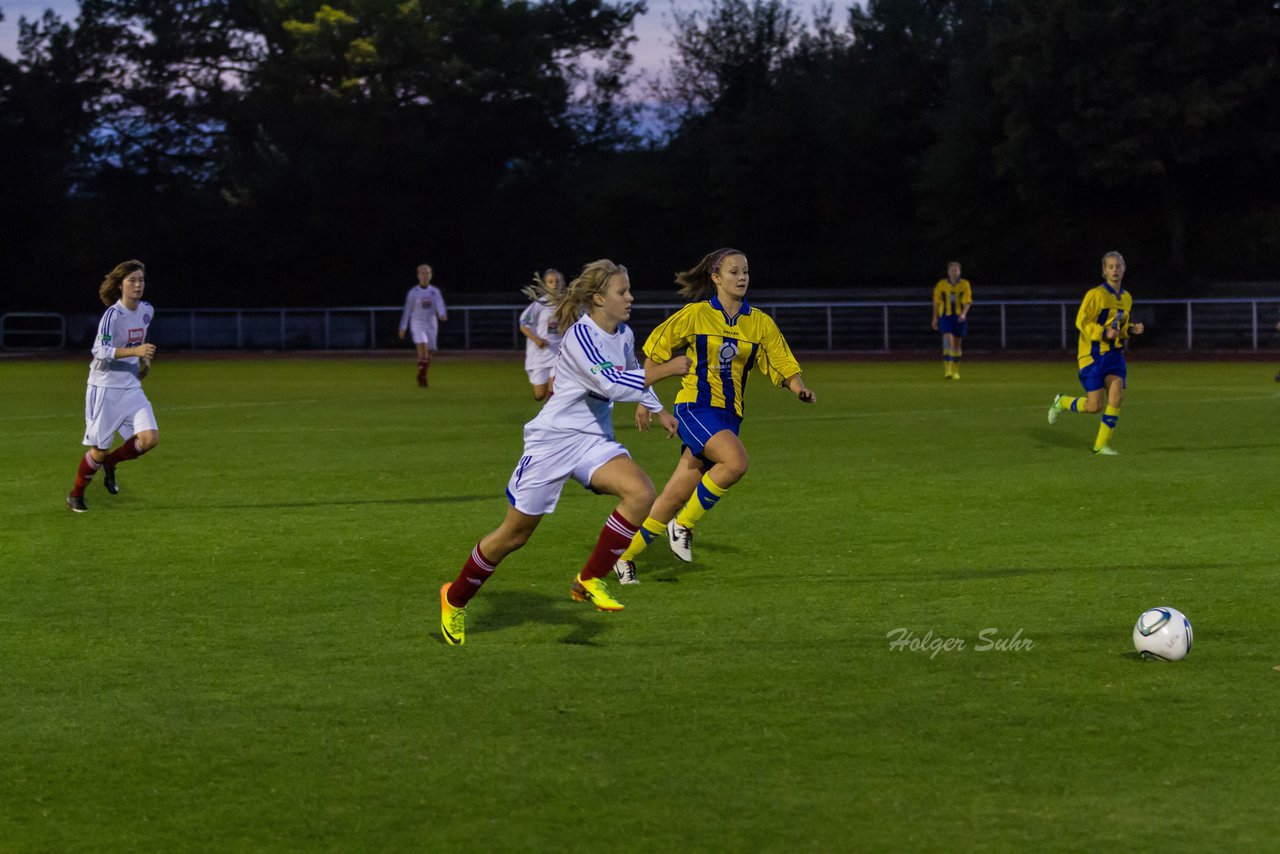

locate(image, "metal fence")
(6, 298), (1280, 352)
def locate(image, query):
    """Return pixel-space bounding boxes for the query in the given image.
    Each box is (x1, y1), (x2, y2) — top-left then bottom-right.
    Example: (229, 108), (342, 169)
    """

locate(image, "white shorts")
(409, 323), (439, 349)
(505, 432), (630, 516)
(83, 385), (157, 449)
(525, 364), (556, 385)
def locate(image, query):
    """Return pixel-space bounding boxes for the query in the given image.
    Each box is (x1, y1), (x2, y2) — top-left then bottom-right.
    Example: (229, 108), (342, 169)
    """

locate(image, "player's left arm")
(436, 288), (448, 322)
(959, 281), (972, 321)
(784, 373), (816, 404)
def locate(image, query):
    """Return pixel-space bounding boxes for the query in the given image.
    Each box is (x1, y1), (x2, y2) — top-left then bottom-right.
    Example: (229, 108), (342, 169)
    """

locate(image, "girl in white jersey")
(518, 267), (566, 401)
(397, 263), (448, 387)
(439, 259), (690, 644)
(66, 260), (160, 512)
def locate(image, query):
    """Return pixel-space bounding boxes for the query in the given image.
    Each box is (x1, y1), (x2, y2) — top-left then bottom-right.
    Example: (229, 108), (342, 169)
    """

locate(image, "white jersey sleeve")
(524, 316), (650, 440)
(622, 330), (663, 413)
(399, 287), (416, 332)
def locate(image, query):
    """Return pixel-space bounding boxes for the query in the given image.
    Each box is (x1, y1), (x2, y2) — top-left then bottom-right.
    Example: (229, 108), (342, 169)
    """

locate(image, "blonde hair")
(1102, 251), (1125, 267)
(549, 259), (627, 332)
(674, 247), (743, 301)
(521, 267), (565, 302)
(99, 259), (145, 306)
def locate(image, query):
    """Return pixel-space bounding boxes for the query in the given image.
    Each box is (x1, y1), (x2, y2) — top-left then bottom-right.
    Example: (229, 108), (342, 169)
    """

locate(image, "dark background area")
(2, 0), (1278, 314)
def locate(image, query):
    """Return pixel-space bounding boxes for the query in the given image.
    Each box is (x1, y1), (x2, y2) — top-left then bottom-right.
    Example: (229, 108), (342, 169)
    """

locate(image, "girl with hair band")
(518, 268), (566, 401)
(66, 260), (160, 512)
(439, 260), (689, 644)
(611, 248), (816, 584)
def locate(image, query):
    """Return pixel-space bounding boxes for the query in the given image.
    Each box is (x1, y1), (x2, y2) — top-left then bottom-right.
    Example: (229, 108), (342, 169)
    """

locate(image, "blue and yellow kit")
(643, 296), (801, 418)
(1076, 283), (1134, 368)
(932, 278), (972, 318)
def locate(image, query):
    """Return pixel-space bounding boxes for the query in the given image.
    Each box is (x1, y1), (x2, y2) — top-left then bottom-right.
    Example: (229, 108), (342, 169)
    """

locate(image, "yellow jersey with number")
(1076, 283), (1134, 368)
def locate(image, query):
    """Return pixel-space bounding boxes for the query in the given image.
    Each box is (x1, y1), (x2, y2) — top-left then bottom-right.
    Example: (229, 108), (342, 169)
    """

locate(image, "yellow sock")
(620, 517), (665, 562)
(1058, 396), (1085, 413)
(1094, 404), (1120, 449)
(675, 474), (729, 529)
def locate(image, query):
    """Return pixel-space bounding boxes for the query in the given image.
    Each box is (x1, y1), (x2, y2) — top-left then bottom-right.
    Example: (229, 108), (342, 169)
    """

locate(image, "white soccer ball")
(1133, 607), (1193, 661)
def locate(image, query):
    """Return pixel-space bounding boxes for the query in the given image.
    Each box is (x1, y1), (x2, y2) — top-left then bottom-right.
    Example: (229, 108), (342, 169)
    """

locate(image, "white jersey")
(399, 284), (446, 331)
(524, 315), (662, 442)
(88, 299), (153, 390)
(519, 299), (563, 370)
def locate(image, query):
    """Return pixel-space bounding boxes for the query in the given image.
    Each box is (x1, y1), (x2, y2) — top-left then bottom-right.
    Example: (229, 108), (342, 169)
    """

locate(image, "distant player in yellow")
(611, 248), (816, 584)
(1047, 251), (1145, 455)
(931, 261), (971, 379)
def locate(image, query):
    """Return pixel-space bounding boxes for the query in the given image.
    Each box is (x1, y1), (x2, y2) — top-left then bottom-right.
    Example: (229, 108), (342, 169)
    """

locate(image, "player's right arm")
(931, 281), (943, 328)
(642, 306), (695, 364)
(1076, 289), (1112, 342)
(398, 288), (414, 334)
(518, 303), (546, 347)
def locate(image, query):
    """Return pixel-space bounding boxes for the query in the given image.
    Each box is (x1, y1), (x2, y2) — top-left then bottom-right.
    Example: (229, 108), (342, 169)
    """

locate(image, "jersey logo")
(421, 299), (433, 308)
(589, 361), (615, 375)
(100, 333), (112, 344)
(128, 328), (145, 346)
(143, 313), (152, 324)
(718, 339), (739, 366)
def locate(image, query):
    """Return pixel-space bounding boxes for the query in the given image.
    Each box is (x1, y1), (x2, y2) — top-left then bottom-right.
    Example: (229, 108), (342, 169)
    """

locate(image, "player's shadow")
(480, 589), (613, 646)
(1148, 441), (1280, 453)
(1028, 427), (1086, 450)
(209, 494), (495, 510)
(643, 542), (743, 583)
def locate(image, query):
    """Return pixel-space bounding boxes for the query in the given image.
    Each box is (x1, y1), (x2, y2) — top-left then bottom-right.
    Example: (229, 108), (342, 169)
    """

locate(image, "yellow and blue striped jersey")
(643, 296), (802, 418)
(1076, 283), (1134, 368)
(933, 278), (972, 317)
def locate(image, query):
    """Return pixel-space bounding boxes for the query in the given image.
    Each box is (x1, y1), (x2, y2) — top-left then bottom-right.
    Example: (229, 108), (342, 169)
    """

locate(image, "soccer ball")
(1133, 607), (1193, 661)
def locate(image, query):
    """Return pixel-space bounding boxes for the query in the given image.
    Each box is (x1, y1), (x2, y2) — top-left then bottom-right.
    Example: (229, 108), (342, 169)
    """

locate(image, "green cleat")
(571, 574), (624, 612)
(1047, 394), (1064, 425)
(440, 583), (465, 645)
(1093, 445), (1120, 456)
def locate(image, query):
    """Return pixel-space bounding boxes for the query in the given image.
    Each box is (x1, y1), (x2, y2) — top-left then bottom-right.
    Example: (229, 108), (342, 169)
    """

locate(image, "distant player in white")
(438, 259), (690, 644)
(66, 259), (160, 512)
(397, 263), (448, 387)
(518, 267), (566, 401)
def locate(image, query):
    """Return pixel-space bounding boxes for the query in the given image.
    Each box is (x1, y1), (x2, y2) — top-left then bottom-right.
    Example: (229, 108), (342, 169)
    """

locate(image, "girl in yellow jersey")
(931, 261), (972, 379)
(1047, 251), (1145, 455)
(612, 248), (816, 583)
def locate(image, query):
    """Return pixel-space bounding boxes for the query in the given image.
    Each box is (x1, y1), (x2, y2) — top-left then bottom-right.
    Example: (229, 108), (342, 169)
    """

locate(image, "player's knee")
(1083, 400), (1102, 414)
(138, 432), (159, 452)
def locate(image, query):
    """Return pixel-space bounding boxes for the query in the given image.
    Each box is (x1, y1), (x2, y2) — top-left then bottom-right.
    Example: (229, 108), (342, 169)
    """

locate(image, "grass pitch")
(2, 354), (1278, 851)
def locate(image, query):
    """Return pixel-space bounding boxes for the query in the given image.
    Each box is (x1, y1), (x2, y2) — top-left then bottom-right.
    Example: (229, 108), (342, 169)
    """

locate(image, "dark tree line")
(2, 0), (1278, 312)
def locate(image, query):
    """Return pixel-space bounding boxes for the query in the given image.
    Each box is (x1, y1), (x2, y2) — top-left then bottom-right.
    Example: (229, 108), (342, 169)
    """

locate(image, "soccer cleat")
(440, 583), (465, 645)
(1093, 445), (1120, 456)
(951, 368), (960, 380)
(66, 494), (88, 513)
(667, 518), (693, 562)
(102, 462), (119, 495)
(571, 574), (624, 611)
(613, 558), (639, 585)
(1047, 394), (1064, 425)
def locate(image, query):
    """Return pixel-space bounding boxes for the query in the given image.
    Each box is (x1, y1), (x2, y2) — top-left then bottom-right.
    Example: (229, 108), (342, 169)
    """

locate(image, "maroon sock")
(417, 359), (427, 379)
(71, 452), (102, 497)
(105, 436), (144, 466)
(447, 544), (497, 607)
(579, 510), (640, 581)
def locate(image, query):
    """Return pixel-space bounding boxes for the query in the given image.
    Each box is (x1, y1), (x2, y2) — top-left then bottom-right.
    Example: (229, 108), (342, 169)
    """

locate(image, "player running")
(611, 248), (816, 584)
(439, 259), (688, 644)
(1047, 250), (1145, 454)
(398, 263), (448, 387)
(518, 268), (566, 401)
(66, 260), (160, 512)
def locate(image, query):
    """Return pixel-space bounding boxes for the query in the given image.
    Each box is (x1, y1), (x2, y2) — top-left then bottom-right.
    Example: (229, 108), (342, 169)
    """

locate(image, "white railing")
(32, 298), (1280, 353)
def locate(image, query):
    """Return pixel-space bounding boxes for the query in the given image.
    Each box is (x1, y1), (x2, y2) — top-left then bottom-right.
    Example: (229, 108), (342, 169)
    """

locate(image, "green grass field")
(2, 354), (1278, 851)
